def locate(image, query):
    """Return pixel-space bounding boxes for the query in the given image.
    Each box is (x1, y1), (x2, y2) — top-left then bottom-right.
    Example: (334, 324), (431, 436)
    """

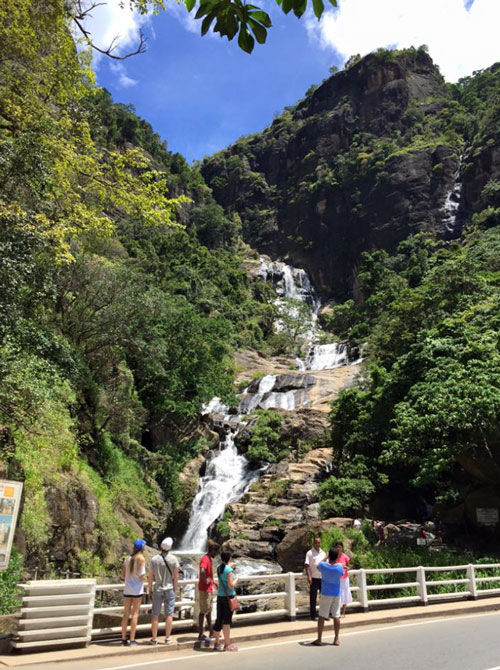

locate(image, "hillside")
(202, 48), (500, 299)
(1, 2), (500, 581)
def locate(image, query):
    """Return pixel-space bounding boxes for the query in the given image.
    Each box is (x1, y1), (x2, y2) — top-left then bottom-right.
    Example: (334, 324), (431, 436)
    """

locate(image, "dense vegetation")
(320, 226), (500, 517)
(2, 1), (500, 578)
(0, 0), (274, 573)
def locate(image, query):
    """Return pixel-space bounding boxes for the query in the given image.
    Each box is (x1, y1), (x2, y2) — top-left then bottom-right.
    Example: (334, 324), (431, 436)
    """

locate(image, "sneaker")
(149, 638), (157, 645)
(203, 635), (211, 648)
(164, 637), (172, 645)
(214, 643), (225, 652)
(120, 640), (129, 646)
(129, 641), (137, 647)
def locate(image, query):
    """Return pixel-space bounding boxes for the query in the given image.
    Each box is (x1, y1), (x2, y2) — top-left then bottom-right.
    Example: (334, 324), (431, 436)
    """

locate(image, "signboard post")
(0, 479), (23, 570)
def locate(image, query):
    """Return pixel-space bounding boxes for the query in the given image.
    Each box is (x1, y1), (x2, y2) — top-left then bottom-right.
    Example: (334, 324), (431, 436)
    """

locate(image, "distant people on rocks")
(335, 541), (352, 617)
(197, 539), (220, 645)
(120, 539), (146, 647)
(304, 535), (327, 620)
(375, 520), (385, 545)
(311, 546), (344, 647)
(213, 550), (239, 652)
(148, 537), (179, 646)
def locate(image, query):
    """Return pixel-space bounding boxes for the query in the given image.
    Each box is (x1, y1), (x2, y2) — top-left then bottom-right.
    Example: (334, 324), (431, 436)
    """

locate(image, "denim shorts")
(151, 588), (175, 617)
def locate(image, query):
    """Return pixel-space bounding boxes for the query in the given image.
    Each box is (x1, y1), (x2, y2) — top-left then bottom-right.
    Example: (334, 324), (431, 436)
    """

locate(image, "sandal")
(214, 643), (225, 652)
(311, 639), (323, 646)
(333, 639), (340, 646)
(224, 644), (238, 652)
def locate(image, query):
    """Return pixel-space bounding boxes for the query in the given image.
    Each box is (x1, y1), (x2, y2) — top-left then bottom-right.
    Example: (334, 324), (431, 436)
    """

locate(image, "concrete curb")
(2, 598), (500, 667)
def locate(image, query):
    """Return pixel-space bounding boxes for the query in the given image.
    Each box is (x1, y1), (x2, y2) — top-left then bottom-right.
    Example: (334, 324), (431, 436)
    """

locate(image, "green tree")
(70, 0), (337, 55)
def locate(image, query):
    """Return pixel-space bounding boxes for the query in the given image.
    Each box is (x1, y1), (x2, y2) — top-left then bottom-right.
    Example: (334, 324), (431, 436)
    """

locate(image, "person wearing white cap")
(148, 537), (179, 645)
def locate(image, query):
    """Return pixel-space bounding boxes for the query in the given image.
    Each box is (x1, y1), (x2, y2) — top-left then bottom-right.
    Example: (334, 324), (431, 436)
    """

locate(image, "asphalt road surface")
(10, 612), (500, 670)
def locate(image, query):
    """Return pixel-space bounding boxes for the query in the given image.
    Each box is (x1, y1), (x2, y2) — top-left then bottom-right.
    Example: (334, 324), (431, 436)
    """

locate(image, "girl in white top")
(120, 539), (146, 646)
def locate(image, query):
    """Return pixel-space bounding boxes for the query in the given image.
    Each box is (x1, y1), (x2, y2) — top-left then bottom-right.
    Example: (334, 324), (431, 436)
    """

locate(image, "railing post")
(467, 564), (477, 600)
(285, 572), (296, 621)
(416, 566), (428, 605)
(358, 569), (369, 612)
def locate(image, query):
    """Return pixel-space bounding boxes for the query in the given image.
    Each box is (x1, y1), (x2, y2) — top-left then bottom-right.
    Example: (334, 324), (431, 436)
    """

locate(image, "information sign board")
(0, 480), (23, 570)
(476, 507), (499, 526)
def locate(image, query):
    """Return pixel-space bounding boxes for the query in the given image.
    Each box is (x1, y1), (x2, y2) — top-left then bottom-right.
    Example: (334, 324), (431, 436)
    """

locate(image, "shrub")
(318, 475), (375, 518)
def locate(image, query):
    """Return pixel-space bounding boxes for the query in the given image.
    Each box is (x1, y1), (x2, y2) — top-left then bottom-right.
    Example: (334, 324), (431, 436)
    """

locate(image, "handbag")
(220, 565), (240, 612)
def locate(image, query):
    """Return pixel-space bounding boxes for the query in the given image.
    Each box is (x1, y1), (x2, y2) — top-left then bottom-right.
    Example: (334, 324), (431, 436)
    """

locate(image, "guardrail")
(91, 562), (500, 638)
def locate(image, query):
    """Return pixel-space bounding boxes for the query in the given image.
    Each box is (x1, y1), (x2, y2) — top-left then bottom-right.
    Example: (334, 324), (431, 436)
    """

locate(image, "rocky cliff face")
(202, 50), (500, 299)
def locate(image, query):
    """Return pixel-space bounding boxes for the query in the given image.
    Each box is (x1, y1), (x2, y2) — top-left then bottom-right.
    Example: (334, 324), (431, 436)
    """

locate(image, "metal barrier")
(91, 563), (500, 637)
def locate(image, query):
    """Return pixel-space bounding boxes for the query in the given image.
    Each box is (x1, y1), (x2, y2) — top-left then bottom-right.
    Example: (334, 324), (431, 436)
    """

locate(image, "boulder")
(276, 527), (312, 572)
(223, 539), (274, 561)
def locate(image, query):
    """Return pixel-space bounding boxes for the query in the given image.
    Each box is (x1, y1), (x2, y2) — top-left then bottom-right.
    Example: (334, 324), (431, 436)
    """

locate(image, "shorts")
(341, 577), (353, 606)
(319, 595), (341, 620)
(151, 588), (175, 617)
(199, 590), (213, 615)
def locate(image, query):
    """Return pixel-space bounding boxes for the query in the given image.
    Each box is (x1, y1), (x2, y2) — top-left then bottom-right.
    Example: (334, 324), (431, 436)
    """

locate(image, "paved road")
(9, 612), (500, 670)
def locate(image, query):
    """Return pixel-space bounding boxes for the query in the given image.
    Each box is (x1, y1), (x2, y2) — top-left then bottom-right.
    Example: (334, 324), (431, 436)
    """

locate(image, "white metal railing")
(90, 563), (500, 637)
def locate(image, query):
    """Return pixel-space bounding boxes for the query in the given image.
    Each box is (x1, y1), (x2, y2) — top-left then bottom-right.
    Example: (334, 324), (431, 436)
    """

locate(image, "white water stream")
(442, 157), (462, 234)
(180, 257), (357, 552)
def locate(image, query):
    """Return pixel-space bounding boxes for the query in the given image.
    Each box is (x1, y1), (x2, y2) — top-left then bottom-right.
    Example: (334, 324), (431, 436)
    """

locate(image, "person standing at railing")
(197, 539), (220, 645)
(311, 547), (344, 647)
(213, 550), (239, 652)
(304, 536), (326, 620)
(120, 539), (146, 647)
(148, 537), (179, 646)
(335, 541), (352, 617)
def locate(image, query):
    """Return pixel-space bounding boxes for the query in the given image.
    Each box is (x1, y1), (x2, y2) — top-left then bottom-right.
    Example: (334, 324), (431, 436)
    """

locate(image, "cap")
(160, 537), (173, 551)
(134, 539), (146, 550)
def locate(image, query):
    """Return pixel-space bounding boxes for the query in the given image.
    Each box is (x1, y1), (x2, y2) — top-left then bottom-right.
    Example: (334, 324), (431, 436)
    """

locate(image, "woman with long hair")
(213, 550), (239, 652)
(120, 539), (147, 646)
(335, 540), (353, 617)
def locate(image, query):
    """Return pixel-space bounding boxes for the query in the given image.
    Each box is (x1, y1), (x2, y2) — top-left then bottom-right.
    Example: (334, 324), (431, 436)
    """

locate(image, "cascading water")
(442, 158), (462, 235)
(179, 256), (362, 553)
(258, 256), (354, 371)
(180, 430), (258, 552)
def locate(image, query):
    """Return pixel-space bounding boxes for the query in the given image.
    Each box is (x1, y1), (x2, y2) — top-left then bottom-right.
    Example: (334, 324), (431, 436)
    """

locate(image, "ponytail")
(128, 546), (144, 576)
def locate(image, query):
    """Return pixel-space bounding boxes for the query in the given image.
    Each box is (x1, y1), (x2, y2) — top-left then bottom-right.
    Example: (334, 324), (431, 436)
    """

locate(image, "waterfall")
(179, 430), (258, 552)
(442, 158), (462, 234)
(258, 256), (354, 371)
(179, 257), (362, 552)
(304, 342), (348, 371)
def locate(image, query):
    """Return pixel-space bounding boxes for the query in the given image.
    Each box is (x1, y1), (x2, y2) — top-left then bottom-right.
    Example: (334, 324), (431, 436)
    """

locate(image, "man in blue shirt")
(311, 547), (344, 646)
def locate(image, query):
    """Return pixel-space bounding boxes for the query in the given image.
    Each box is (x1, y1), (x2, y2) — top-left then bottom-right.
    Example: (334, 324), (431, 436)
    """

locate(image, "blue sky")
(95, 8), (337, 162)
(90, 0), (499, 163)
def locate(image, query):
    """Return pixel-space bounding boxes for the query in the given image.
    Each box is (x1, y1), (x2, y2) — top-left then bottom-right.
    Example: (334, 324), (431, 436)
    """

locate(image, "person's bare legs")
(333, 616), (340, 645)
(222, 623), (231, 648)
(151, 614), (159, 640)
(165, 615), (173, 640)
(206, 612), (213, 637)
(312, 616), (326, 645)
(129, 598), (141, 642)
(121, 598), (132, 642)
(341, 603), (347, 617)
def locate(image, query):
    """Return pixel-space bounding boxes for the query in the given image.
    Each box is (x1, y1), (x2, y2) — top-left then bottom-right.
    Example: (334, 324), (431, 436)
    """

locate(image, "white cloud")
(167, 2), (200, 35)
(78, 0), (151, 65)
(109, 61), (138, 88)
(306, 0), (500, 82)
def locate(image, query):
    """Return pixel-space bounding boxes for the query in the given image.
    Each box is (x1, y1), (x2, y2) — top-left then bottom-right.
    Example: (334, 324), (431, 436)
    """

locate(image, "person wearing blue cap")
(120, 539), (147, 646)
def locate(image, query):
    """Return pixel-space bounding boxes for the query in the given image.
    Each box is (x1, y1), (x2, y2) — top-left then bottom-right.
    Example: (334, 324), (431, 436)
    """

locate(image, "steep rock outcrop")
(202, 50), (464, 298)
